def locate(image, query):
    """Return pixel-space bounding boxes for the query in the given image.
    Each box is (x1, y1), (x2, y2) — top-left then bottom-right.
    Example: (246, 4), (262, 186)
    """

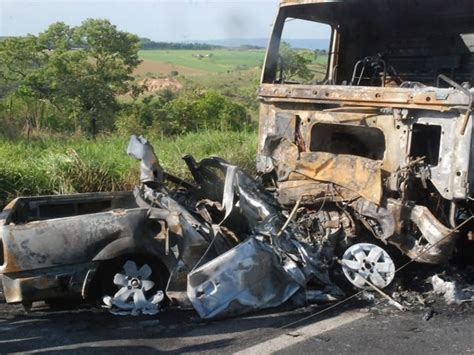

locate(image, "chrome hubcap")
(341, 243), (395, 289)
(102, 260), (164, 315)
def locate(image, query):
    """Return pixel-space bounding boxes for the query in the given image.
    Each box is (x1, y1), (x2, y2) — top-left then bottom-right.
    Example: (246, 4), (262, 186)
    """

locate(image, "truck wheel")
(340, 243), (396, 290)
(99, 258), (166, 315)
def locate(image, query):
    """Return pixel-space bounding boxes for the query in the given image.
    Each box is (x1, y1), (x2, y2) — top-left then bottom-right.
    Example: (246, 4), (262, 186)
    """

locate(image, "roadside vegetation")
(0, 130), (257, 208)
(0, 20), (324, 209)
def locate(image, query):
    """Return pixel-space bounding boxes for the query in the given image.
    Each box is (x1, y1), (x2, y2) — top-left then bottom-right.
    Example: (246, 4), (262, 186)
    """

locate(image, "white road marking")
(235, 310), (368, 354)
(0, 336), (41, 344)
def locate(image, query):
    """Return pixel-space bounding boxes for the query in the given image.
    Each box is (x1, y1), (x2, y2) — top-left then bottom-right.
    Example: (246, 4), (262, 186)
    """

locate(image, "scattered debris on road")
(430, 274), (473, 305)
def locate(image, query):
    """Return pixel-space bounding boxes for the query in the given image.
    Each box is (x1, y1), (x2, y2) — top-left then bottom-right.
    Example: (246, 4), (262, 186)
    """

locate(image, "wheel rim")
(102, 260), (164, 315)
(341, 243), (395, 289)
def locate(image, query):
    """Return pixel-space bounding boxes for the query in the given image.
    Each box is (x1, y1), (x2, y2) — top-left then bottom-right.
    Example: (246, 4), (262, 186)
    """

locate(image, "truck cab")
(257, 0), (474, 263)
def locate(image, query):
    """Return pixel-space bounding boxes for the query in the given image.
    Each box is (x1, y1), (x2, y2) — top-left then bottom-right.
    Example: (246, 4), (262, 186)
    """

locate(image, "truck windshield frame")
(262, 1), (474, 87)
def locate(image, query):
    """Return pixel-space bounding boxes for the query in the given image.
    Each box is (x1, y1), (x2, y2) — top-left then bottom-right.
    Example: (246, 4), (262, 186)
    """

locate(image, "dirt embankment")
(136, 77), (183, 95)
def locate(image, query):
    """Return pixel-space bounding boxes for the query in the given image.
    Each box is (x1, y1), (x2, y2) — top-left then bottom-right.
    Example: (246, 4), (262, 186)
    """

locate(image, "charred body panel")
(0, 138), (216, 308)
(188, 237), (301, 319)
(0, 192), (176, 304)
(256, 0), (474, 264)
(259, 107), (472, 202)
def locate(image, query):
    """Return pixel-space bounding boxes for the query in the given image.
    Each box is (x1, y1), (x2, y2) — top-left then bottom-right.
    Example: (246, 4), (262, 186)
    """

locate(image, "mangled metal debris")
(187, 237), (301, 319)
(430, 275), (473, 305)
(0, 132), (472, 318)
(127, 135), (345, 318)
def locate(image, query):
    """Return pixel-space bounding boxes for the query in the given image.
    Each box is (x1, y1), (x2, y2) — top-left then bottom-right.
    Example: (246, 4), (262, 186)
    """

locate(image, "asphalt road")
(1, 294), (473, 354)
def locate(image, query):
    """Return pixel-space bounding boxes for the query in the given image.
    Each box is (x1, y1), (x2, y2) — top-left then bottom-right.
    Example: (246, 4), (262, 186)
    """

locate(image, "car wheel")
(99, 257), (166, 315)
(340, 242), (396, 290)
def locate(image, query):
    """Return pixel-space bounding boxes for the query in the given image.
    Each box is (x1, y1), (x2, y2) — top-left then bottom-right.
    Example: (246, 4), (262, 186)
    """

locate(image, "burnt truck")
(0, 0), (473, 316)
(256, 0), (474, 264)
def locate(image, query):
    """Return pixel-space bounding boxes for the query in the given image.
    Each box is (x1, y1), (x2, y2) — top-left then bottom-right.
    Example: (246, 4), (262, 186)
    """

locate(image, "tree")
(278, 42), (313, 83)
(0, 19), (141, 137)
(153, 91), (250, 135)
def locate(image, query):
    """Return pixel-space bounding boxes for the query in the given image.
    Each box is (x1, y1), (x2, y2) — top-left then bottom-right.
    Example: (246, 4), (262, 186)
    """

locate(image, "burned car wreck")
(0, 135), (352, 318)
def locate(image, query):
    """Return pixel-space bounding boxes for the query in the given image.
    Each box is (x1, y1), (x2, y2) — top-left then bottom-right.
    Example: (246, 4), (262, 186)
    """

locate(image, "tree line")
(139, 38), (222, 50)
(0, 20), (252, 139)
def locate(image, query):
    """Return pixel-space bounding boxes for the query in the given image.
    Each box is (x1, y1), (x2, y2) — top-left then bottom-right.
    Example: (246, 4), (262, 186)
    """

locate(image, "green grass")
(0, 130), (257, 209)
(139, 49), (265, 73)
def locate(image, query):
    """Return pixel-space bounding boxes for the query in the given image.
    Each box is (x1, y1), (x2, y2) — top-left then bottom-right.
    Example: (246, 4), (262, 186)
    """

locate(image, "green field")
(138, 49), (266, 74)
(135, 48), (328, 118)
(134, 49), (267, 118)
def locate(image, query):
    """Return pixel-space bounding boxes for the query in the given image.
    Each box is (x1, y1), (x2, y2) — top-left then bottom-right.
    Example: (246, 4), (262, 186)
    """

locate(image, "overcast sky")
(0, 0), (285, 41)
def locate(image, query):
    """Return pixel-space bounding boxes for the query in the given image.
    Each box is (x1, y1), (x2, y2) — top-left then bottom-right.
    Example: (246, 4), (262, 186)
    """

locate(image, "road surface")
(0, 294), (473, 354)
